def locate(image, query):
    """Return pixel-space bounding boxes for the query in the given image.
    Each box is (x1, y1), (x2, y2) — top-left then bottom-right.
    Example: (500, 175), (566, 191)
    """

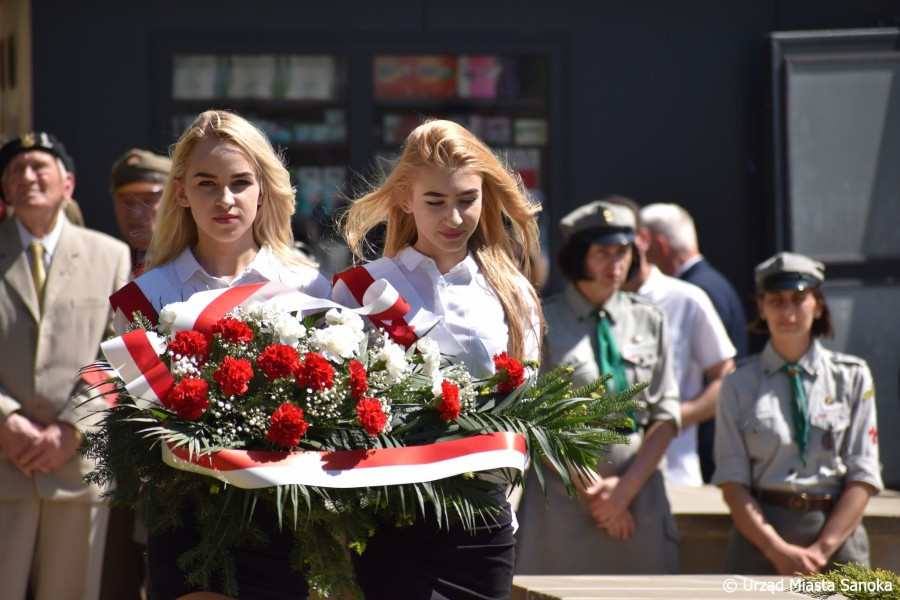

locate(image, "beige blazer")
(0, 216), (131, 502)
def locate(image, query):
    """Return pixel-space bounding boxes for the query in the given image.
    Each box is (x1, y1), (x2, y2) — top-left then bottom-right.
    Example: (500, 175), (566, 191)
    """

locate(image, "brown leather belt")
(757, 489), (834, 512)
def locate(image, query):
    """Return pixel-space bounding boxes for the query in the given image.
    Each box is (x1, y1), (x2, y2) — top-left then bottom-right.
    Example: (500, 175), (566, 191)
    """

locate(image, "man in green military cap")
(110, 148), (171, 276)
(516, 199), (681, 575)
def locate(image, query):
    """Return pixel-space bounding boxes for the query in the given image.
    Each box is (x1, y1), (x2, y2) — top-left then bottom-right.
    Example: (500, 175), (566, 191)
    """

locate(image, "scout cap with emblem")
(0, 132), (76, 200)
(754, 251), (825, 293)
(110, 148), (171, 193)
(560, 199), (636, 244)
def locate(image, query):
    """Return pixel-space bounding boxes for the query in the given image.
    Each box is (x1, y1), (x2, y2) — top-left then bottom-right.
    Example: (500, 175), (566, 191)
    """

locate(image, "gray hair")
(639, 203), (698, 254)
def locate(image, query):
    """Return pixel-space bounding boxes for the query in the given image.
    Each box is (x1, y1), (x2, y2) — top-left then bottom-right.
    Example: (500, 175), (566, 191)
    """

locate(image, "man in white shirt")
(639, 202), (749, 482)
(611, 196), (735, 486)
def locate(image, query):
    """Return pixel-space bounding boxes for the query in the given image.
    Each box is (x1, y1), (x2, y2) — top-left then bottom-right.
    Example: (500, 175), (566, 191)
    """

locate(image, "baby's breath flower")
(304, 386), (343, 420)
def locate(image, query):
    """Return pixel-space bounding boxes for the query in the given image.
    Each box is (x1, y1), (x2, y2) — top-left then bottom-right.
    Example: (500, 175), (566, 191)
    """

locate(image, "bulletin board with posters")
(370, 52), (553, 274)
(154, 35), (565, 282)
(169, 53), (350, 252)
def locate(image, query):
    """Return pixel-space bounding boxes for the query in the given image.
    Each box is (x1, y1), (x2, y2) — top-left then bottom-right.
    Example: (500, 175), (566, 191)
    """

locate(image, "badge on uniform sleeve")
(869, 426), (878, 445)
(824, 396), (835, 405)
(863, 388), (875, 401)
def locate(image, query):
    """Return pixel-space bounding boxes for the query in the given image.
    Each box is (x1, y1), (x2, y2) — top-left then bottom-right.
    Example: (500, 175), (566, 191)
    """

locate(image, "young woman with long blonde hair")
(111, 109), (330, 600)
(333, 119), (544, 598)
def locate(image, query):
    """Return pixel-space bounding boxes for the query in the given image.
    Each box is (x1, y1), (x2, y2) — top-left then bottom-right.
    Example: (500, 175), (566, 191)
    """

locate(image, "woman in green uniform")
(713, 252), (882, 575)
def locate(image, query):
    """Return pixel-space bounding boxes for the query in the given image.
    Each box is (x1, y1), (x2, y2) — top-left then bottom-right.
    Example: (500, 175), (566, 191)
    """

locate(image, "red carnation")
(167, 330), (211, 365)
(295, 352), (335, 392)
(257, 344), (300, 382)
(212, 317), (254, 344)
(167, 377), (209, 420)
(266, 403), (309, 447)
(493, 352), (525, 394)
(356, 397), (387, 436)
(348, 360), (368, 400)
(439, 380), (461, 421)
(212, 356), (254, 397)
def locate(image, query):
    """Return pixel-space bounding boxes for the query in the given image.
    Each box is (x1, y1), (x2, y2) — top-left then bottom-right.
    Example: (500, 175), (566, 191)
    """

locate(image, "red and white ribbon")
(168, 282), (337, 334)
(166, 280), (415, 335)
(333, 260), (465, 354)
(101, 329), (174, 405)
(162, 432), (526, 489)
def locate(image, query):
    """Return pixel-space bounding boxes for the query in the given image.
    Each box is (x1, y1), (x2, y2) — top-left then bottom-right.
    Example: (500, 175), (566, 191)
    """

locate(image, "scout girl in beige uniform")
(713, 252), (882, 575)
(516, 200), (681, 575)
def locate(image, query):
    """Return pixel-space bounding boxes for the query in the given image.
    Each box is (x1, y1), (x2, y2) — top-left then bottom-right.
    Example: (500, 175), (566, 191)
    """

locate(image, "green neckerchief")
(596, 309), (634, 431)
(781, 362), (810, 464)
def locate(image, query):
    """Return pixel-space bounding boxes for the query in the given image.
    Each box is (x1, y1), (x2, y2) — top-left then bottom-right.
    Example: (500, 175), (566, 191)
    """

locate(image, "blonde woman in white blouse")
(333, 119), (543, 600)
(111, 110), (331, 600)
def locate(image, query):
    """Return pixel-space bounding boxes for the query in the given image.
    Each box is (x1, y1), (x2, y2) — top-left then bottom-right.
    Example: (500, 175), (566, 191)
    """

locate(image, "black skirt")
(147, 507), (309, 600)
(351, 486), (516, 600)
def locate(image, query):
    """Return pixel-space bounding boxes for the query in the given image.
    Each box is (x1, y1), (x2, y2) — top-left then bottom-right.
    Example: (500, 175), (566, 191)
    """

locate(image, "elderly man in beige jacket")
(0, 132), (130, 600)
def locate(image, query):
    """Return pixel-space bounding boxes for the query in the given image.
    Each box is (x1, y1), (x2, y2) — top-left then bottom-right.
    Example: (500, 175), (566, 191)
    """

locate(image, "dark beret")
(0, 132), (76, 201)
(0, 131), (76, 178)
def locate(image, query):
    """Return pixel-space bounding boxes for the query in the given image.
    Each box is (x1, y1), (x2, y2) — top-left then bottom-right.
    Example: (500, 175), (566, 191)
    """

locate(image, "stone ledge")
(512, 575), (815, 599)
(667, 485), (900, 573)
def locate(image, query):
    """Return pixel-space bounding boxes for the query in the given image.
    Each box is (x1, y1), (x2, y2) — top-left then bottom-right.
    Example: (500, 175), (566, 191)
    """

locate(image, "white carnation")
(378, 336), (409, 382)
(416, 336), (443, 396)
(158, 301), (189, 335)
(324, 308), (364, 333)
(247, 301), (283, 324)
(311, 321), (364, 362)
(273, 314), (307, 347)
(416, 336), (440, 365)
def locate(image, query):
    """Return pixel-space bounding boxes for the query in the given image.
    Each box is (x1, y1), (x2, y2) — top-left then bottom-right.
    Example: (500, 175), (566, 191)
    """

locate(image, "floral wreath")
(82, 282), (642, 598)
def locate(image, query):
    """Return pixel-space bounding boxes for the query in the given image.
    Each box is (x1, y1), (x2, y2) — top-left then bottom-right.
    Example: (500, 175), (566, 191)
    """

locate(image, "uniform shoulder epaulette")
(735, 354), (759, 368)
(624, 291), (658, 309)
(827, 350), (867, 367)
(625, 293), (667, 322)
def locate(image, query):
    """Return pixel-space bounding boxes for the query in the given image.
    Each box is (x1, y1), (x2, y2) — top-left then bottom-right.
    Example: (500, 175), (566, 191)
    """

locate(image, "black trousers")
(147, 507), (309, 600)
(352, 488), (516, 600)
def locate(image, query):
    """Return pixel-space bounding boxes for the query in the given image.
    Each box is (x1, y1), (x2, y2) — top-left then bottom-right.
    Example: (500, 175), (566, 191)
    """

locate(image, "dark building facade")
(29, 0), (900, 484)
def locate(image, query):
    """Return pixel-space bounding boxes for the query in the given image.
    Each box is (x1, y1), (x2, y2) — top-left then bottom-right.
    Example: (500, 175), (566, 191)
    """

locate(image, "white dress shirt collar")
(173, 245), (274, 285)
(396, 246), (477, 283)
(16, 208), (65, 262)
